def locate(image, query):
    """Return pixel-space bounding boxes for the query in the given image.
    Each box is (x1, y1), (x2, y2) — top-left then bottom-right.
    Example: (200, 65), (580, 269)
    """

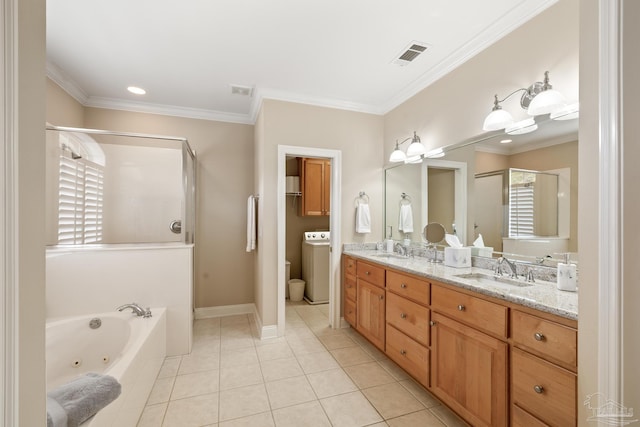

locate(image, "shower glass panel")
(45, 126), (196, 245)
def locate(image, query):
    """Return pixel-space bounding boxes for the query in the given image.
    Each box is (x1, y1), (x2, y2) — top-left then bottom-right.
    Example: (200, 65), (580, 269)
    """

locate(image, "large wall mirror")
(384, 115), (578, 263)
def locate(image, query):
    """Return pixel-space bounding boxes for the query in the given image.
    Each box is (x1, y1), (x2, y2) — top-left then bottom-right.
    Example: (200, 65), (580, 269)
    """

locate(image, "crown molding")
(46, 60), (88, 104)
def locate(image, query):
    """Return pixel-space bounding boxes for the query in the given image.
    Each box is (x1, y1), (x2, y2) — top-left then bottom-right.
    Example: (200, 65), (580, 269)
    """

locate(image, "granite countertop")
(343, 249), (578, 321)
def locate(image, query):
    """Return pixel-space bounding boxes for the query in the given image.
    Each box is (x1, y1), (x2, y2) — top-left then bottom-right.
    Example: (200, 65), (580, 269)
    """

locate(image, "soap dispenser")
(556, 253), (577, 292)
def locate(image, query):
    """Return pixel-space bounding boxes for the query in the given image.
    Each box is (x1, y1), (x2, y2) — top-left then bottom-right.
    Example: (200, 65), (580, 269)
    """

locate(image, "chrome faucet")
(394, 242), (407, 257)
(117, 303), (152, 318)
(496, 257), (519, 279)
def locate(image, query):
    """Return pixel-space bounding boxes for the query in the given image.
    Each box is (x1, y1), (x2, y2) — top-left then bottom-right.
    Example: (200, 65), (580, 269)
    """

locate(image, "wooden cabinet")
(386, 323), (429, 386)
(299, 158), (330, 216)
(511, 310), (577, 426)
(356, 279), (386, 350)
(430, 311), (508, 427)
(343, 256), (357, 328)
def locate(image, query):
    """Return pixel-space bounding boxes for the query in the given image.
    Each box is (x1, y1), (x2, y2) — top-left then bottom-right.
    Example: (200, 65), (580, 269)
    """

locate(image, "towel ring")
(355, 191), (370, 206)
(400, 193), (412, 205)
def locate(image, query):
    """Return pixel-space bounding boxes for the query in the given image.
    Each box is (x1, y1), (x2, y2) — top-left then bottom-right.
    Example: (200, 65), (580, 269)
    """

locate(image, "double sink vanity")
(342, 247), (578, 427)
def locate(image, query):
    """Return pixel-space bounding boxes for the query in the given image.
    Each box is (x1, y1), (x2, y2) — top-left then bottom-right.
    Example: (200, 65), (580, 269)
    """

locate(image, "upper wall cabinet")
(299, 157), (330, 216)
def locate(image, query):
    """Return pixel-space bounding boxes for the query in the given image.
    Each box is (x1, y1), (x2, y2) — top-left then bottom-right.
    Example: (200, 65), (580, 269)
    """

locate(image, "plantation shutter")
(509, 182), (534, 237)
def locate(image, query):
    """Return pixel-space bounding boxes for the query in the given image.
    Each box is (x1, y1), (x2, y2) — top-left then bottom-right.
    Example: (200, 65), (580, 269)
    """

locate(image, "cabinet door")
(356, 279), (385, 350)
(431, 312), (508, 427)
(323, 160), (330, 215)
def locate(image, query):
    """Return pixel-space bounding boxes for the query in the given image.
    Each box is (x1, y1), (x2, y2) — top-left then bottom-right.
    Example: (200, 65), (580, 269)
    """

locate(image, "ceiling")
(46, 0), (558, 125)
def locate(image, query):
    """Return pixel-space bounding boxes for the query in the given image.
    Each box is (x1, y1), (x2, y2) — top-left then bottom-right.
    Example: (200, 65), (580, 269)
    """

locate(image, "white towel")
(355, 203), (371, 233)
(398, 204), (414, 233)
(246, 195), (256, 252)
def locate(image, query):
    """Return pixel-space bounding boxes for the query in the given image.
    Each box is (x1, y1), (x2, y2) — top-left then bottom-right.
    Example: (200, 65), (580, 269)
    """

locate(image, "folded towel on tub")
(47, 372), (121, 427)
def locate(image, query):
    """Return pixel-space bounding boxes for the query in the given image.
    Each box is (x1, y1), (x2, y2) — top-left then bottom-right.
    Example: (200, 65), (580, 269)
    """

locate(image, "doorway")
(277, 146), (342, 337)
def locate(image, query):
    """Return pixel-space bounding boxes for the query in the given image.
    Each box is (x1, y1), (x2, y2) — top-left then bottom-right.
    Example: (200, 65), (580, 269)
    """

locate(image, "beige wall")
(257, 99), (384, 325)
(475, 151), (509, 174)
(46, 78), (84, 127)
(428, 168), (455, 230)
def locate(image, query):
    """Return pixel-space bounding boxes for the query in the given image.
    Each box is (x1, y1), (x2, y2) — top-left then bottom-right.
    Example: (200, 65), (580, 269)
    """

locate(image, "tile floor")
(136, 302), (469, 427)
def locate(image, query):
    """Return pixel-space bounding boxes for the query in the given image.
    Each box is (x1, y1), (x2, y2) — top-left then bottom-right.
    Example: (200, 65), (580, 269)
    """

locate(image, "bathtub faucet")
(117, 303), (152, 318)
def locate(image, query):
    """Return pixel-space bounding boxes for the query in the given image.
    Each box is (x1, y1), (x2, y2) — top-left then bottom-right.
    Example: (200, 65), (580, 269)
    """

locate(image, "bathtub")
(46, 308), (167, 426)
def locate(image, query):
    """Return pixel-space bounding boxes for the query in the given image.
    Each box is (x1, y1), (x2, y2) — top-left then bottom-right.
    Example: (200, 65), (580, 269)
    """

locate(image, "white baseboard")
(194, 304), (278, 340)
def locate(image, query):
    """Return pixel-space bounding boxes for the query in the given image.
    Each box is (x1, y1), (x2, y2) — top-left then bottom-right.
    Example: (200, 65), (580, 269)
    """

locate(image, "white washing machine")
(301, 231), (330, 304)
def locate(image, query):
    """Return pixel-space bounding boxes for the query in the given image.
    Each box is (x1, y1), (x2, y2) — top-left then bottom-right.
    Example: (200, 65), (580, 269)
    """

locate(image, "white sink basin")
(454, 272), (533, 288)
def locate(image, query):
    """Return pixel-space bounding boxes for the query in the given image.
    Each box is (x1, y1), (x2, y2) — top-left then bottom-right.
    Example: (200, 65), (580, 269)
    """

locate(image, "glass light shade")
(389, 148), (407, 163)
(406, 141), (427, 157)
(505, 118), (538, 135)
(527, 89), (567, 116)
(550, 102), (579, 120)
(483, 108), (514, 131)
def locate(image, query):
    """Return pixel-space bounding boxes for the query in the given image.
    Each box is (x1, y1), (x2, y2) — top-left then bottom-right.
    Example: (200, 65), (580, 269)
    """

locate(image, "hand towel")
(355, 203), (371, 233)
(398, 204), (414, 233)
(47, 372), (121, 427)
(246, 195), (256, 252)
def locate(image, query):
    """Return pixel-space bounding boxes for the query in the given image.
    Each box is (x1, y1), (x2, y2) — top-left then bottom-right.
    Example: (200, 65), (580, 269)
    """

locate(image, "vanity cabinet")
(343, 256), (357, 327)
(430, 303), (508, 426)
(510, 310), (577, 426)
(385, 270), (431, 387)
(355, 261), (385, 350)
(299, 157), (330, 216)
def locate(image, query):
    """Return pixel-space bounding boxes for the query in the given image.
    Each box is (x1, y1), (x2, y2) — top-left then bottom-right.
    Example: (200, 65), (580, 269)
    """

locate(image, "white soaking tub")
(46, 308), (167, 426)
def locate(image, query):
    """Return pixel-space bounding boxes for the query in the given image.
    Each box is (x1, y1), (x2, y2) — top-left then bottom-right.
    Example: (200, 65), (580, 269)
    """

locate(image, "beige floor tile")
(256, 341), (294, 362)
(318, 334), (357, 350)
(162, 393), (219, 427)
(330, 346), (374, 367)
(377, 358), (410, 381)
(157, 357), (182, 379)
(362, 382), (424, 419)
(306, 368), (358, 398)
(218, 411), (274, 427)
(221, 346), (259, 369)
(171, 370), (220, 400)
(219, 384), (271, 422)
(387, 410), (446, 427)
(430, 405), (470, 427)
(398, 379), (440, 408)
(344, 361), (396, 389)
(191, 337), (222, 355)
(136, 403), (167, 427)
(272, 400), (331, 427)
(220, 363), (263, 390)
(260, 357), (304, 382)
(254, 336), (288, 347)
(368, 423), (390, 426)
(296, 351), (340, 374)
(287, 336), (326, 356)
(220, 335), (256, 351)
(265, 375), (317, 410)
(178, 352), (220, 375)
(284, 326), (316, 340)
(320, 391), (383, 427)
(147, 377), (175, 405)
(220, 314), (250, 326)
(358, 340), (389, 360)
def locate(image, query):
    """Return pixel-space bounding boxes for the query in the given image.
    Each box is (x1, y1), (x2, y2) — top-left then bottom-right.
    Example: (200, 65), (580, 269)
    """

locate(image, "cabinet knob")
(365, 271), (370, 275)
(458, 304), (466, 311)
(534, 332), (545, 341)
(533, 385), (544, 394)
(400, 283), (407, 288)
(379, 295), (384, 300)
(400, 349), (407, 355)
(430, 320), (437, 326)
(400, 313), (407, 319)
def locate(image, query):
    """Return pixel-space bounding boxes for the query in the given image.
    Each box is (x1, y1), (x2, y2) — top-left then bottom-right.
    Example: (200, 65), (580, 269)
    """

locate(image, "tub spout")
(117, 303), (152, 318)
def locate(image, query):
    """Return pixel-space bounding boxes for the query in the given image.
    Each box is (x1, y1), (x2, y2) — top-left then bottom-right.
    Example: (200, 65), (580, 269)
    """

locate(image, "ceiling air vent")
(392, 42), (429, 66)
(230, 84), (254, 97)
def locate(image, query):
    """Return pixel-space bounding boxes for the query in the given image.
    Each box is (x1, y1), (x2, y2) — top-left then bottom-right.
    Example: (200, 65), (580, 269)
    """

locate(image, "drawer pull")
(400, 283), (407, 288)
(429, 320), (437, 326)
(534, 332), (545, 341)
(400, 349), (407, 355)
(379, 295), (384, 300)
(365, 271), (370, 275)
(400, 313), (407, 319)
(458, 304), (466, 311)
(533, 385), (544, 394)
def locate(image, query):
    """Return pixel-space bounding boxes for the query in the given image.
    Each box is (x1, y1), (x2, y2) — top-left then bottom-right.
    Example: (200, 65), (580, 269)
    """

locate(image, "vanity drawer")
(344, 274), (357, 302)
(344, 256), (357, 277)
(344, 297), (357, 327)
(512, 404), (549, 427)
(356, 261), (385, 288)
(512, 348), (576, 427)
(386, 324), (429, 387)
(431, 284), (508, 338)
(386, 270), (430, 305)
(386, 292), (430, 346)
(511, 310), (577, 369)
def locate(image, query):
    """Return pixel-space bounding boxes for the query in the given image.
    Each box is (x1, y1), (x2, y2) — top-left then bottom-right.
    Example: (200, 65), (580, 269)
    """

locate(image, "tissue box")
(470, 246), (493, 257)
(444, 247), (471, 268)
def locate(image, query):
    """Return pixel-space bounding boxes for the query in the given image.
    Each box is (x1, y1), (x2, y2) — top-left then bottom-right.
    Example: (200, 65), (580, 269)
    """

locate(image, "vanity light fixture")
(482, 71), (577, 132)
(389, 131), (427, 163)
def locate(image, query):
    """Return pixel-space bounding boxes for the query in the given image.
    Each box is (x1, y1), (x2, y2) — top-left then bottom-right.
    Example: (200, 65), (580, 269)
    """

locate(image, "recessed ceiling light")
(127, 86), (146, 95)
(500, 139), (513, 144)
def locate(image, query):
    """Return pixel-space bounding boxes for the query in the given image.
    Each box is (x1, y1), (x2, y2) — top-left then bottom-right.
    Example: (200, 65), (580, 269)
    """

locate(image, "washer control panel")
(303, 231), (330, 241)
